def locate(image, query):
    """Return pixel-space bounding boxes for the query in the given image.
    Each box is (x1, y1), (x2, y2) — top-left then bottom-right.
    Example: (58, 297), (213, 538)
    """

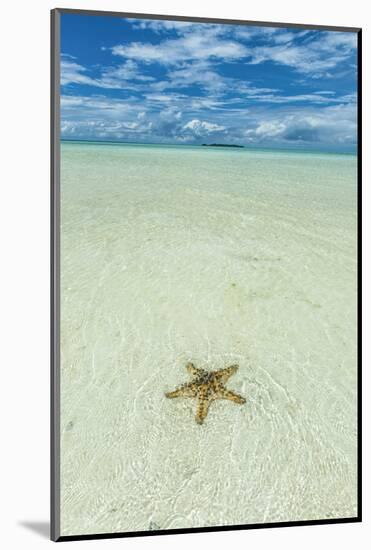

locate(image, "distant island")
(201, 143), (244, 148)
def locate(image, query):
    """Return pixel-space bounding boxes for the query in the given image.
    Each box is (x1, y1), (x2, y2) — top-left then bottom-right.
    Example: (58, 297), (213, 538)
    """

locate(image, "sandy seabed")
(59, 142), (358, 536)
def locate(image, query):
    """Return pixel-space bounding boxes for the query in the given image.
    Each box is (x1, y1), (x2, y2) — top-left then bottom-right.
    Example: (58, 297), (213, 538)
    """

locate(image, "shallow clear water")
(60, 142), (358, 536)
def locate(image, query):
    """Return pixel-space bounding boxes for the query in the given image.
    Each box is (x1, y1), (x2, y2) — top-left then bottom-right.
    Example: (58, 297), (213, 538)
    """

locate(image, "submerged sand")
(60, 142), (358, 536)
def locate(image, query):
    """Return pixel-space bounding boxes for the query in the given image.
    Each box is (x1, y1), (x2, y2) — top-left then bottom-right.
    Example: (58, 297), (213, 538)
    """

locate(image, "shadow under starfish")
(165, 362), (246, 425)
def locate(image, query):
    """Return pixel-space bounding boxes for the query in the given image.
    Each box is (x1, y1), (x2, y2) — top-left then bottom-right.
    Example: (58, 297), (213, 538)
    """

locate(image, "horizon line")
(60, 138), (357, 155)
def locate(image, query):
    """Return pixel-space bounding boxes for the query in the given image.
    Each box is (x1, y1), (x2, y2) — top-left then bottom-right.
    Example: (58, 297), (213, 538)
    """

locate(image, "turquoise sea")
(60, 141), (358, 536)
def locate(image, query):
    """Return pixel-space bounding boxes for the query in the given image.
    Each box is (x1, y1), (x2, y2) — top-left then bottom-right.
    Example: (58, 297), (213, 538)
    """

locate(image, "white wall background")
(0, 0), (368, 548)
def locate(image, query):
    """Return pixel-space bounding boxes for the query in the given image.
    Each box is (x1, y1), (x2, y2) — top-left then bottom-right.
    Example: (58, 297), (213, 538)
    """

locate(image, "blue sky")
(60, 13), (358, 151)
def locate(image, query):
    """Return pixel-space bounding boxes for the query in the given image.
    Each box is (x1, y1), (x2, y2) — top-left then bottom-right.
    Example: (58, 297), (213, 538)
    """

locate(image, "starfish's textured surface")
(165, 363), (246, 424)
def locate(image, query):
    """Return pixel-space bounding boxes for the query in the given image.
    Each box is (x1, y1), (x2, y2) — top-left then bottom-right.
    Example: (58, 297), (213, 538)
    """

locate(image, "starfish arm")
(219, 388), (246, 404)
(215, 364), (239, 383)
(186, 362), (205, 377)
(195, 395), (211, 425)
(165, 383), (198, 399)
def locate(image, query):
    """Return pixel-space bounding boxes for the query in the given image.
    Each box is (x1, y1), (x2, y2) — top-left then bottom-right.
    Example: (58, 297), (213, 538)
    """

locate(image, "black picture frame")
(51, 7), (362, 542)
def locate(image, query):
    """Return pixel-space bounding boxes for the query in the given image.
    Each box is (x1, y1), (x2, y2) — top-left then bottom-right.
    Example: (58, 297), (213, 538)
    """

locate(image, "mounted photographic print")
(51, 8), (361, 542)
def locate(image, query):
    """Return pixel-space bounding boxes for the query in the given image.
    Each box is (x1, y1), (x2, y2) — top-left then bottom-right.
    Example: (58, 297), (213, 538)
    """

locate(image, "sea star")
(165, 363), (246, 425)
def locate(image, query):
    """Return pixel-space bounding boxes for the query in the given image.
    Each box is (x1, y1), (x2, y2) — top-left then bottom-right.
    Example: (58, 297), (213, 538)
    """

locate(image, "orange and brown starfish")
(165, 362), (246, 424)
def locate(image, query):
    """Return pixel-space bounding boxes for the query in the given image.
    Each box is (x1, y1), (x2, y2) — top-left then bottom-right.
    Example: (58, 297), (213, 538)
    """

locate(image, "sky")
(60, 13), (358, 151)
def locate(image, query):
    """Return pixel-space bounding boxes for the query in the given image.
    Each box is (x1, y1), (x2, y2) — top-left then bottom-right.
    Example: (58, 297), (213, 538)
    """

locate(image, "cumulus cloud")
(245, 103), (356, 146)
(60, 18), (358, 149)
(253, 121), (287, 138)
(182, 119), (226, 136)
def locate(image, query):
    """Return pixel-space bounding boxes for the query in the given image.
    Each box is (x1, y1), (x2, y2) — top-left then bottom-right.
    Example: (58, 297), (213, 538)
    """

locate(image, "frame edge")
(356, 27), (362, 523)
(50, 8), (362, 542)
(53, 7), (361, 33)
(51, 7), (61, 543)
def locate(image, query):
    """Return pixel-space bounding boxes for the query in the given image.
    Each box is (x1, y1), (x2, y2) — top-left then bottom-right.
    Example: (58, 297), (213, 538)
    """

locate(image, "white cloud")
(182, 119), (226, 136)
(145, 93), (186, 102)
(160, 60), (228, 93)
(61, 94), (141, 119)
(60, 89), (357, 148)
(313, 90), (336, 95)
(111, 29), (248, 65)
(130, 19), (203, 34)
(245, 102), (356, 146)
(100, 60), (155, 85)
(253, 121), (287, 138)
(241, 91), (356, 105)
(61, 56), (154, 90)
(61, 58), (98, 86)
(245, 31), (357, 77)
(60, 118), (153, 140)
(60, 23), (357, 148)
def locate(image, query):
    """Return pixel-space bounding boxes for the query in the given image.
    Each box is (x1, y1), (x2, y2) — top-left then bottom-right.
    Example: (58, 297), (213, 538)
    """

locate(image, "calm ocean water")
(60, 141), (357, 536)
